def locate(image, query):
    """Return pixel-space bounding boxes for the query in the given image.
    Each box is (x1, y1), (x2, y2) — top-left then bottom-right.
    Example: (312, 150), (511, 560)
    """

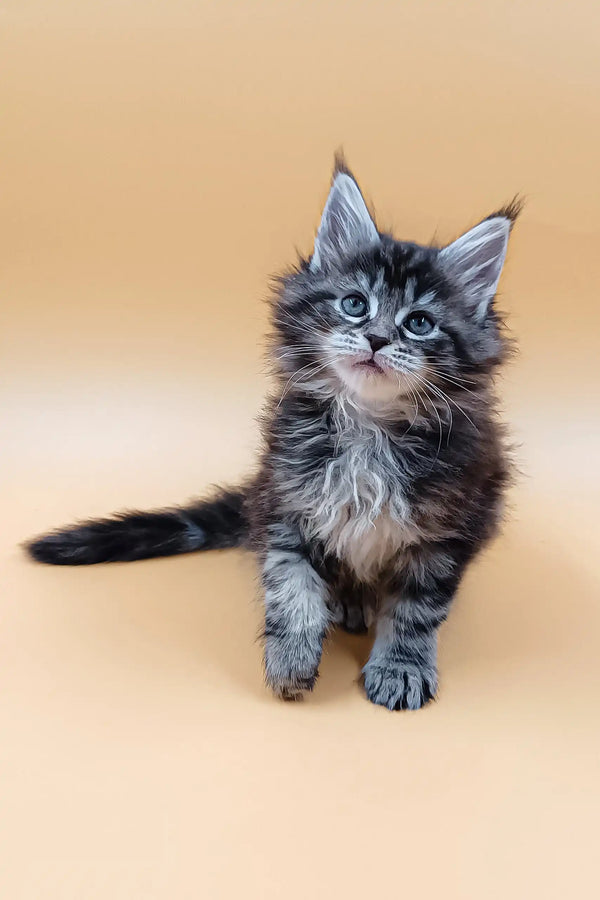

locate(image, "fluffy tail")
(26, 488), (247, 566)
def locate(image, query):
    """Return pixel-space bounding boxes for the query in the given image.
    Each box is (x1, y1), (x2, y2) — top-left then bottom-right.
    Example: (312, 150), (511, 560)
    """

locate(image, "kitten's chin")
(334, 360), (408, 406)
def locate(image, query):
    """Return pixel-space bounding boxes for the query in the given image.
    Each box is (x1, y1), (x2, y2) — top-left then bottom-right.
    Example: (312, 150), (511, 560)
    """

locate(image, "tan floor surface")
(2, 2), (600, 898)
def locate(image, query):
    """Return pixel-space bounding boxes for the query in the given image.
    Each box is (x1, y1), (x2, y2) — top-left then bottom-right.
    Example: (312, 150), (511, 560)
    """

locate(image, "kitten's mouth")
(352, 356), (385, 374)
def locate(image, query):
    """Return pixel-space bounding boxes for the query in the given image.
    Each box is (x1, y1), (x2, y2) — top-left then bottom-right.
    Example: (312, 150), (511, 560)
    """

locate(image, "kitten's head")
(273, 158), (520, 411)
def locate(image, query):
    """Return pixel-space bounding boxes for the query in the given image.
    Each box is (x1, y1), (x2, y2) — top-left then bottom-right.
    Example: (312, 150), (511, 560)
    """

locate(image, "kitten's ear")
(310, 165), (380, 272)
(439, 203), (521, 319)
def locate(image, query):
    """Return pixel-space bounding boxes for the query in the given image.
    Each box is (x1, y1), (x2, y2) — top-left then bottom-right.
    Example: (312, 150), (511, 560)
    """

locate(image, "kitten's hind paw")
(362, 661), (437, 711)
(340, 602), (368, 635)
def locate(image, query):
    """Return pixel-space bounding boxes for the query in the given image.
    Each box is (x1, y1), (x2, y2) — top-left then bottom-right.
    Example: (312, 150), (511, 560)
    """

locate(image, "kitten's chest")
(296, 427), (418, 579)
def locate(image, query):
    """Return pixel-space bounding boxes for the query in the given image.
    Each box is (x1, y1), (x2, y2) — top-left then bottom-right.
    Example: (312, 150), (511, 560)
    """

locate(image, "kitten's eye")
(403, 312), (435, 336)
(341, 294), (368, 318)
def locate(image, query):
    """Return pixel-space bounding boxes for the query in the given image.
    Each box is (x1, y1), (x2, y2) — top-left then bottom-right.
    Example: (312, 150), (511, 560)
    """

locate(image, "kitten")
(27, 157), (520, 711)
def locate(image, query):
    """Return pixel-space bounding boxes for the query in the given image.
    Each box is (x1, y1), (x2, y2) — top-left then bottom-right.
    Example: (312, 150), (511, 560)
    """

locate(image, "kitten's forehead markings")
(394, 288), (436, 326)
(403, 277), (416, 306)
(368, 295), (379, 319)
(415, 290), (436, 307)
(368, 270), (385, 320)
(392, 277), (416, 326)
(372, 269), (385, 293)
(355, 271), (374, 293)
(354, 269), (383, 320)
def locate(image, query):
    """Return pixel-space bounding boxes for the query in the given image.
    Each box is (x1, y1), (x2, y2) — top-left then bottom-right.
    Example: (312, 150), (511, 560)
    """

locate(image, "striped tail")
(26, 488), (247, 565)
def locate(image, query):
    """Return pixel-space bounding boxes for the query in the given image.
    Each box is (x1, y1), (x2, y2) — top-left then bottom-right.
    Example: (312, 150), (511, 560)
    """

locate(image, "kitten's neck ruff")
(281, 372), (426, 426)
(331, 388), (417, 426)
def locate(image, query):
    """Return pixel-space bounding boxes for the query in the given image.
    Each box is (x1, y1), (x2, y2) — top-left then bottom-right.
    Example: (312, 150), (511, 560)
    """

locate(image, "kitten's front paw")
(264, 638), (320, 702)
(362, 660), (437, 711)
(268, 673), (318, 702)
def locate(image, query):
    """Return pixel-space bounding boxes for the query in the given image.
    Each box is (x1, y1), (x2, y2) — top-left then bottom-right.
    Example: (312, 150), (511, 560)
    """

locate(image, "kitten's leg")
(341, 597), (368, 635)
(262, 529), (331, 701)
(363, 544), (465, 711)
(338, 581), (373, 635)
(329, 596), (368, 634)
(329, 571), (375, 635)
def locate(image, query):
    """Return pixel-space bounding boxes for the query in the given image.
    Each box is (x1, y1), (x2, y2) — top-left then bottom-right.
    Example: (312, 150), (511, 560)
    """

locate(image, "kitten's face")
(324, 266), (449, 405)
(274, 164), (517, 410)
(293, 244), (480, 406)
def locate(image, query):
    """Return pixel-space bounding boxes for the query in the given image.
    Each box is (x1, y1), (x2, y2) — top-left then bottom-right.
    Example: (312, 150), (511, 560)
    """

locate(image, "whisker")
(275, 355), (338, 407)
(402, 384), (422, 438)
(414, 372), (480, 435)
(420, 364), (481, 397)
(421, 362), (477, 386)
(413, 373), (453, 443)
(411, 379), (444, 462)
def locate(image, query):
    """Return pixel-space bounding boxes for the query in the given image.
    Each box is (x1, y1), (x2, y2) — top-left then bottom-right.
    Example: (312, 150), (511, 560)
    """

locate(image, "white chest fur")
(295, 411), (420, 580)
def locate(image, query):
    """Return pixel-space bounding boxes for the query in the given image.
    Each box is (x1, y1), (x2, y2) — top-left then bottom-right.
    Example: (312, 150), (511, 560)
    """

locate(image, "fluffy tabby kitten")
(27, 158), (520, 711)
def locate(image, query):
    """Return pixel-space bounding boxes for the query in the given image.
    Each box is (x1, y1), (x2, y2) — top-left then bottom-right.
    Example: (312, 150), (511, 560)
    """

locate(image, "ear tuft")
(332, 148), (353, 178)
(486, 195), (525, 229)
(310, 158), (379, 272)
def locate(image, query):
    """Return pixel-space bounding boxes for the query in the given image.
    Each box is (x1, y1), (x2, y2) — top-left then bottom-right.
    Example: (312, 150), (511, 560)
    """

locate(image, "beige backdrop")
(2, 2), (600, 898)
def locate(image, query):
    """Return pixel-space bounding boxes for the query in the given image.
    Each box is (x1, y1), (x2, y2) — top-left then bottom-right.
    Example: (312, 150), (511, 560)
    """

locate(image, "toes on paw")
(363, 664), (437, 711)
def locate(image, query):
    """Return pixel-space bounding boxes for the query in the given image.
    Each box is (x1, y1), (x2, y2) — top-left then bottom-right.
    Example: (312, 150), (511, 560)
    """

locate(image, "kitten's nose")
(366, 334), (390, 353)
